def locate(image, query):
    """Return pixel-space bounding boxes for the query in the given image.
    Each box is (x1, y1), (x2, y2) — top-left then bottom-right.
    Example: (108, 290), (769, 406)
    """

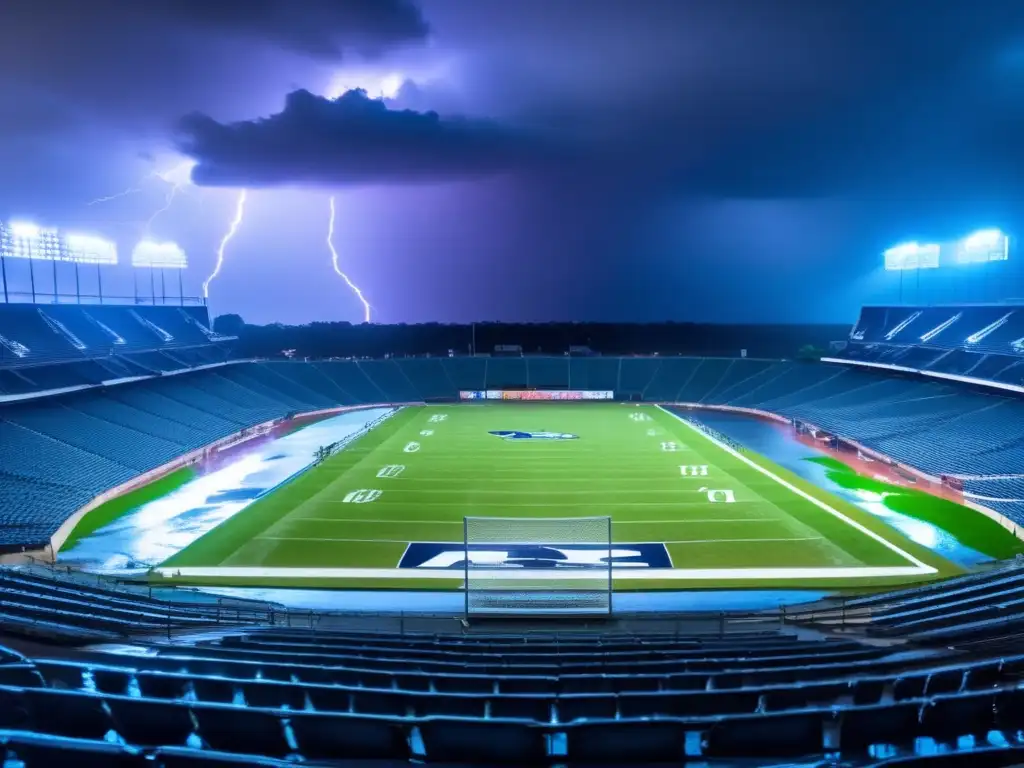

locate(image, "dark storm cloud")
(178, 89), (563, 187)
(0, 0), (427, 61)
(162, 0), (429, 58)
(0, 0), (429, 136)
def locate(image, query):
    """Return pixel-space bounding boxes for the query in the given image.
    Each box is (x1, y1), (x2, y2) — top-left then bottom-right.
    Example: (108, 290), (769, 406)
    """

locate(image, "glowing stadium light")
(955, 228), (1009, 264)
(132, 240), (188, 269)
(10, 221), (41, 239)
(63, 233), (118, 265)
(883, 242), (940, 271)
(327, 195), (372, 323)
(2, 221), (62, 261)
(203, 190), (247, 298)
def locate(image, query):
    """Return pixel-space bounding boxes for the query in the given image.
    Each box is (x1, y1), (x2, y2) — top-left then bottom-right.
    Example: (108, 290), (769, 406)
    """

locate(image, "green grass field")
(153, 403), (969, 591)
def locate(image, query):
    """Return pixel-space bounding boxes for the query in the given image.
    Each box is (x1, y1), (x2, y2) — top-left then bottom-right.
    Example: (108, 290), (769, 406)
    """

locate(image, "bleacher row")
(3, 608), (1024, 766)
(0, 305), (231, 397)
(1, 558), (1024, 764)
(6, 354), (1024, 546)
(840, 303), (1024, 391)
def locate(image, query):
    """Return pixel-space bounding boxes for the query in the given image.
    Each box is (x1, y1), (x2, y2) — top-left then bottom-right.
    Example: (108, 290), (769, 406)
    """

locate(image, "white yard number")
(661, 442), (680, 452)
(680, 465), (709, 477)
(428, 414), (447, 423)
(420, 429), (434, 436)
(404, 441), (421, 453)
(377, 465), (405, 478)
(646, 428), (658, 437)
(630, 413), (651, 422)
(699, 487), (735, 503)
(343, 489), (382, 504)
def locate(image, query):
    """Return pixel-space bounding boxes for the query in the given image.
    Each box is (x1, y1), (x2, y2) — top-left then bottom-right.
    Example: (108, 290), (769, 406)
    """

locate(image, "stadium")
(1, 220), (1024, 766)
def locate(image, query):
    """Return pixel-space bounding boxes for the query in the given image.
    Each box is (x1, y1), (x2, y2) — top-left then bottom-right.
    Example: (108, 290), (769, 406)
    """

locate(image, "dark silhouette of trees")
(219, 317), (848, 361)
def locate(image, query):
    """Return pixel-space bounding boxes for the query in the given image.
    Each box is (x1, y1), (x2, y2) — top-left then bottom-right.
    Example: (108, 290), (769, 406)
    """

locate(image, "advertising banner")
(459, 390), (613, 401)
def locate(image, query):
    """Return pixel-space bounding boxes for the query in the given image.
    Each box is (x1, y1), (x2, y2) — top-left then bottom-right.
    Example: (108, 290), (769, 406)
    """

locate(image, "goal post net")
(463, 516), (613, 618)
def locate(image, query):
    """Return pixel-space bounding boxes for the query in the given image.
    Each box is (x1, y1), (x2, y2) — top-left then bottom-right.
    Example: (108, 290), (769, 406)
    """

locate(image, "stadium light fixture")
(131, 239), (188, 269)
(9, 221), (41, 239)
(883, 242), (940, 271)
(64, 233), (118, 265)
(963, 228), (1005, 248)
(955, 228), (1009, 264)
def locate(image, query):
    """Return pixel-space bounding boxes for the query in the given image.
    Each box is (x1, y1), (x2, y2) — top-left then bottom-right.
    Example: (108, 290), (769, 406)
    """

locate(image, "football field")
(157, 403), (959, 590)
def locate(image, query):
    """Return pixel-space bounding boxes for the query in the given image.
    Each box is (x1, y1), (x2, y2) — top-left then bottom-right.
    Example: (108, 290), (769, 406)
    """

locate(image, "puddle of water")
(679, 409), (994, 567)
(59, 408), (395, 570)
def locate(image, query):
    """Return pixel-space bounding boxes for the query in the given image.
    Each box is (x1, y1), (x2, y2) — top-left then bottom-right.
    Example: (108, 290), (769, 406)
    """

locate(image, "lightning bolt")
(143, 183), (183, 234)
(204, 190), (247, 299)
(87, 187), (142, 206)
(87, 160), (197, 234)
(327, 195), (372, 323)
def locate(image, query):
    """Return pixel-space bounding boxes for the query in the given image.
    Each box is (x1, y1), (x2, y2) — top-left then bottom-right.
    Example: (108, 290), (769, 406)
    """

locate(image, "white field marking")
(663, 536), (822, 545)
(316, 500), (760, 507)
(154, 565), (936, 581)
(256, 536), (417, 544)
(341, 489), (381, 503)
(419, 429), (434, 436)
(403, 441), (421, 453)
(319, 488), (740, 495)
(656, 405), (935, 574)
(258, 535), (819, 546)
(290, 517), (780, 525)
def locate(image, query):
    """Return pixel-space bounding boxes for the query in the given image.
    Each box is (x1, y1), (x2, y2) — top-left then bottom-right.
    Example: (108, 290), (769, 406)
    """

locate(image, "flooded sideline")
(58, 407), (395, 571)
(678, 409), (996, 568)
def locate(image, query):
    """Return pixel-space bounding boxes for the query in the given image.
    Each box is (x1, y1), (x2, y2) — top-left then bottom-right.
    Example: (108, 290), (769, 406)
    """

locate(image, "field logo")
(342, 489), (382, 504)
(680, 465), (709, 477)
(428, 414), (448, 423)
(404, 441), (421, 453)
(377, 465), (405, 478)
(700, 487), (735, 503)
(489, 430), (579, 441)
(400, 542), (672, 570)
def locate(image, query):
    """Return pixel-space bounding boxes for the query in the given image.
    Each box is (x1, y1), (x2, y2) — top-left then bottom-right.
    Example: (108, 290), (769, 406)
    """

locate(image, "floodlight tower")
(61, 233), (119, 303)
(7, 221), (62, 303)
(131, 240), (188, 305)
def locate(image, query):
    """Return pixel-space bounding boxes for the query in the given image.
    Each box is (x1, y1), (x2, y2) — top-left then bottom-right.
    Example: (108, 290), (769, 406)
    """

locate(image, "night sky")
(1, 0), (1023, 325)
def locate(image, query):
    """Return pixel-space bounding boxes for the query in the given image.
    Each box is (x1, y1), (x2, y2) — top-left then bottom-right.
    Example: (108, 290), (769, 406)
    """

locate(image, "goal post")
(463, 516), (613, 618)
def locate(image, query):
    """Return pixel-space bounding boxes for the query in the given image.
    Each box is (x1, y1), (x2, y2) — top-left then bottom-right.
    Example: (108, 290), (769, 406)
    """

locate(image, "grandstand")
(7, 302), (1024, 762)
(4, 323), (1024, 550)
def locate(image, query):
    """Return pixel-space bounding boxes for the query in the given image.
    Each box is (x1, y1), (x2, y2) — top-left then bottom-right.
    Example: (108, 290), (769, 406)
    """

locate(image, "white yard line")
(258, 534), (812, 544)
(656, 405), (935, 574)
(154, 565), (934, 581)
(662, 536), (823, 545)
(291, 517), (781, 525)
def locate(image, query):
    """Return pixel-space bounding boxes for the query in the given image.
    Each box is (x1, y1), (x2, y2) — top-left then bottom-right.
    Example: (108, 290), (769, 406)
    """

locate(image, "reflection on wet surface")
(685, 410), (992, 567)
(59, 408), (394, 571)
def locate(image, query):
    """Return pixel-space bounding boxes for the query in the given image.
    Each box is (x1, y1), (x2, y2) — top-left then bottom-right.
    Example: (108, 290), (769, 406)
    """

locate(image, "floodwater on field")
(679, 409), (993, 568)
(58, 408), (394, 571)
